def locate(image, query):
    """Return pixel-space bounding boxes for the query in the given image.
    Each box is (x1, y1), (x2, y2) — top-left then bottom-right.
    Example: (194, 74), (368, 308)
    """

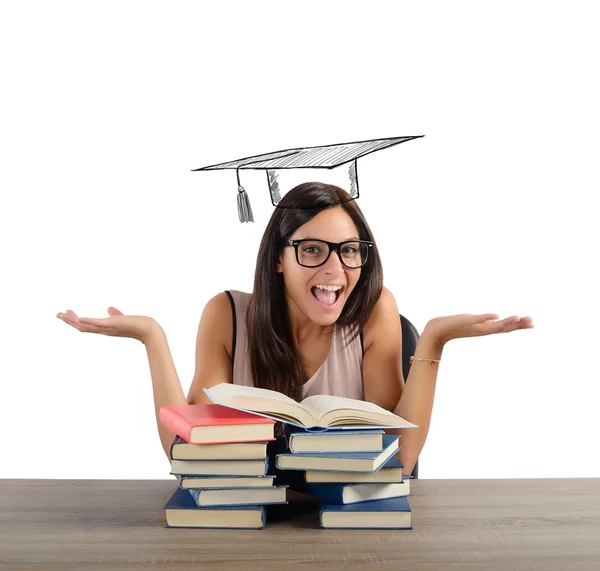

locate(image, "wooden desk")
(1, 478), (599, 570)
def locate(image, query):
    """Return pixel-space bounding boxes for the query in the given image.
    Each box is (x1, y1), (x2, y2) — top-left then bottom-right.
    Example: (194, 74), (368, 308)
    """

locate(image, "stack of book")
(202, 383), (419, 530)
(275, 426), (413, 529)
(159, 403), (288, 529)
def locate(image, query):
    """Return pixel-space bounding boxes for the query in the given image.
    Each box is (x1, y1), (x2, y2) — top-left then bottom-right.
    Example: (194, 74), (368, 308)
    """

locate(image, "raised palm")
(56, 307), (158, 343)
(425, 313), (534, 346)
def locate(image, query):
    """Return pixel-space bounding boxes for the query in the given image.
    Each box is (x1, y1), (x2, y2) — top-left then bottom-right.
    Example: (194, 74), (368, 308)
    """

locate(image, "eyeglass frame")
(280, 238), (374, 269)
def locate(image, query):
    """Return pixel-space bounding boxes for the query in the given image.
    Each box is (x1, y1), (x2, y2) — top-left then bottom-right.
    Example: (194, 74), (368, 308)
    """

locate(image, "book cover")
(319, 496), (413, 530)
(301, 481), (411, 504)
(276, 434), (399, 472)
(178, 474), (276, 489)
(164, 486), (266, 529)
(169, 435), (268, 460)
(170, 455), (270, 477)
(186, 485), (289, 507)
(287, 426), (385, 453)
(160, 403), (276, 444)
(304, 454), (405, 483)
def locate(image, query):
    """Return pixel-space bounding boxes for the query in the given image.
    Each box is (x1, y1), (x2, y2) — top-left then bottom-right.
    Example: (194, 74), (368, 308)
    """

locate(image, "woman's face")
(277, 206), (363, 327)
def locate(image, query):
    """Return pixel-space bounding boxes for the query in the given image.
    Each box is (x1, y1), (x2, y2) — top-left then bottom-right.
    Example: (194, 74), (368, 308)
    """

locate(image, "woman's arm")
(392, 311), (533, 474)
(361, 286), (443, 475)
(145, 292), (234, 459)
(143, 329), (187, 458)
(390, 332), (443, 476)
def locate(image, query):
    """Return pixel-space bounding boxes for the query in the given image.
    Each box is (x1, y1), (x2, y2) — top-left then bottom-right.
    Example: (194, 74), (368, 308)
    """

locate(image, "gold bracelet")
(410, 356), (441, 365)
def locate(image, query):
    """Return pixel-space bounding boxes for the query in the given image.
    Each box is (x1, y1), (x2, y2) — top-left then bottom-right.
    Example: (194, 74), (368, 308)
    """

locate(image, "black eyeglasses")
(280, 239), (373, 269)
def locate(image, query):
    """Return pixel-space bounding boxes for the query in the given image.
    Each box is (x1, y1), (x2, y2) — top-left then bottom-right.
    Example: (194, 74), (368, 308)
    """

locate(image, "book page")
(205, 382), (297, 404)
(301, 394), (416, 428)
(204, 382), (317, 427)
(301, 394), (395, 418)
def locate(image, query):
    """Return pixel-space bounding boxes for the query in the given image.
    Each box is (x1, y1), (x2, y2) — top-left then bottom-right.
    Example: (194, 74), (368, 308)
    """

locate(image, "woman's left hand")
(424, 313), (534, 347)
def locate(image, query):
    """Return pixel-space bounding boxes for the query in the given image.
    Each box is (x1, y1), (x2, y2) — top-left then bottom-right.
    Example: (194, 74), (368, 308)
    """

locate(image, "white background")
(1, 1), (598, 480)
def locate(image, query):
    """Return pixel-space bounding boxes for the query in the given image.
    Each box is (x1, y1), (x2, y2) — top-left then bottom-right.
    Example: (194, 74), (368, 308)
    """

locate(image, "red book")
(159, 403), (276, 444)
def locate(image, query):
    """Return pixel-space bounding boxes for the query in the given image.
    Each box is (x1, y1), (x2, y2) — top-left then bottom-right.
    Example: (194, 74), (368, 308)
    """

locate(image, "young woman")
(57, 182), (534, 477)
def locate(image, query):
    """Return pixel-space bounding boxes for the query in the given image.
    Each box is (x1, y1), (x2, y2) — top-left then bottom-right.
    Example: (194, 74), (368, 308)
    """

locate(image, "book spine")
(159, 406), (192, 443)
(168, 435), (180, 460)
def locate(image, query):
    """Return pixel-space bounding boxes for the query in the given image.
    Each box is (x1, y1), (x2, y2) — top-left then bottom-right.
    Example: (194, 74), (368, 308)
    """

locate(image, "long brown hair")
(246, 182), (383, 401)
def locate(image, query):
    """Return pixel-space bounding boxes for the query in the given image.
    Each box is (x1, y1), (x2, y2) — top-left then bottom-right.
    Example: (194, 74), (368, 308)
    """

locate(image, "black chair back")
(399, 313), (420, 479)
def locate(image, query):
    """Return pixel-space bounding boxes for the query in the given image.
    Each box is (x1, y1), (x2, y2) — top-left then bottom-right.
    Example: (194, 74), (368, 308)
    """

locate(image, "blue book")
(276, 434), (400, 472)
(305, 454), (405, 483)
(286, 425), (385, 454)
(164, 486), (266, 529)
(186, 485), (289, 507)
(170, 435), (268, 460)
(319, 496), (413, 529)
(178, 475), (276, 489)
(170, 455), (270, 477)
(299, 480), (411, 504)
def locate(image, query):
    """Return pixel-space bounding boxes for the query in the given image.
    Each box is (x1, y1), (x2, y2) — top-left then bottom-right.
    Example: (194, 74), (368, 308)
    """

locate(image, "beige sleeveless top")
(225, 290), (364, 399)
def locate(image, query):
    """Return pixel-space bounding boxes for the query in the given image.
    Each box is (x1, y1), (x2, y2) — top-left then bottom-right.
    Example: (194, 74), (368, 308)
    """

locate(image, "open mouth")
(311, 286), (344, 308)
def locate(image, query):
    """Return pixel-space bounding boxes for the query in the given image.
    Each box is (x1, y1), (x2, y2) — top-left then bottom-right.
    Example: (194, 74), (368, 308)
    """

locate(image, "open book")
(203, 383), (418, 430)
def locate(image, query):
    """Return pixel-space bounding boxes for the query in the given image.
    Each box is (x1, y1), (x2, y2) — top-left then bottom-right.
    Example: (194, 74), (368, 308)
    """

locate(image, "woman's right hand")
(56, 307), (160, 344)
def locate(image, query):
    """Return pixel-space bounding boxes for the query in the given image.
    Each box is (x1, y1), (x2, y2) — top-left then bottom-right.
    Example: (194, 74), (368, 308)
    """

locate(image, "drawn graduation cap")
(192, 135), (424, 222)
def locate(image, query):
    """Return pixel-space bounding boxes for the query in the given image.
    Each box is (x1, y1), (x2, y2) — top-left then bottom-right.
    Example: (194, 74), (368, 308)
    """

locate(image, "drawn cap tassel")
(237, 185), (254, 223)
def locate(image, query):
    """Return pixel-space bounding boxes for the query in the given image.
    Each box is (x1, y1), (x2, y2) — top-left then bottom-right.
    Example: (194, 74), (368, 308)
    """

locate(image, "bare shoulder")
(186, 291), (235, 405)
(360, 286), (404, 409)
(362, 286), (401, 352)
(200, 291), (235, 358)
